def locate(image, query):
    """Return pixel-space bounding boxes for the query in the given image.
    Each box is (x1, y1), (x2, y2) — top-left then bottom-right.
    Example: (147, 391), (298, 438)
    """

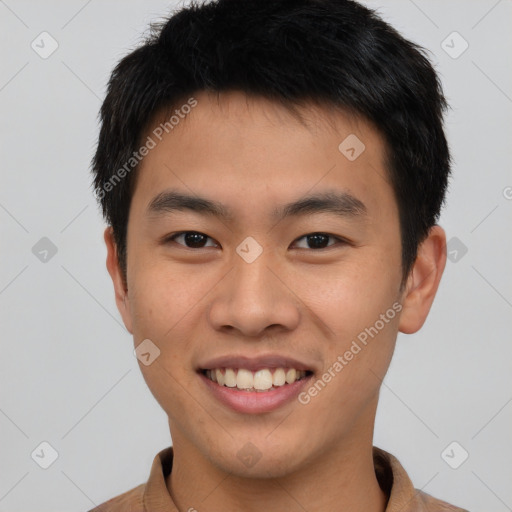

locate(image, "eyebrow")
(146, 189), (368, 223)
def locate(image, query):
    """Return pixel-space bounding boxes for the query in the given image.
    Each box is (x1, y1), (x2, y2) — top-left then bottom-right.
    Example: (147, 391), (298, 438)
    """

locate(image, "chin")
(206, 438), (306, 479)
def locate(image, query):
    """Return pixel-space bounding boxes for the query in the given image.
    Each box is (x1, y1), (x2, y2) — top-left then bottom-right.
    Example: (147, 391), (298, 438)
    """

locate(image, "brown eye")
(166, 231), (218, 248)
(292, 233), (346, 250)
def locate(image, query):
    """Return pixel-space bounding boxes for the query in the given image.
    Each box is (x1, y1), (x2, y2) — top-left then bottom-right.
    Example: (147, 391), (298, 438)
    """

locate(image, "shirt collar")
(142, 445), (442, 512)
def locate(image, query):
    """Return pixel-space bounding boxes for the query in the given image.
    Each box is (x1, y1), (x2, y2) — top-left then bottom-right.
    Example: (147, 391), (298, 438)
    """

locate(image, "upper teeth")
(205, 368), (308, 391)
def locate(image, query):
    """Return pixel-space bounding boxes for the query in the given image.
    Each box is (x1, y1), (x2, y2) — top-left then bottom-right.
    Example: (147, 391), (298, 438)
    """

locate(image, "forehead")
(131, 90), (395, 226)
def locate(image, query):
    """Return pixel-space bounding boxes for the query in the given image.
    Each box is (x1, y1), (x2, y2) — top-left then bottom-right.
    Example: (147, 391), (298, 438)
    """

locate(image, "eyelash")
(163, 231), (349, 250)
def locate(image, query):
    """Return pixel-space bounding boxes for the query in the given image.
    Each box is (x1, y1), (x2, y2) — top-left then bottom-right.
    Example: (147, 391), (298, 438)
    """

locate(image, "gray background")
(1, 0), (511, 510)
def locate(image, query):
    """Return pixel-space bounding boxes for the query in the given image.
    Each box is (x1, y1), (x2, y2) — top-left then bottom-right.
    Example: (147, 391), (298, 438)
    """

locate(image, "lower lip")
(199, 372), (314, 414)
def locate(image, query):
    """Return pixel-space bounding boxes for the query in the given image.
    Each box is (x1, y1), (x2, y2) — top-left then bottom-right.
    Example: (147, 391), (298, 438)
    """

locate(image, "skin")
(105, 90), (446, 512)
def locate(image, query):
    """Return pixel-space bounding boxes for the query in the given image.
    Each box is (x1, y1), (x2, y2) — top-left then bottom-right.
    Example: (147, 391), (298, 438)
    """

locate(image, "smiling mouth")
(200, 367), (314, 392)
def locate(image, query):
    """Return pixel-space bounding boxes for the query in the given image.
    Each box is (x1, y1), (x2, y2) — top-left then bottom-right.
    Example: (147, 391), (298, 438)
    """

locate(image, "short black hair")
(91, 0), (452, 291)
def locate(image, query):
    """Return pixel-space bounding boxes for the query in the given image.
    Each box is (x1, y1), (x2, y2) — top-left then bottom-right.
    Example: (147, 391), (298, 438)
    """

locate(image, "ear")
(398, 225), (447, 334)
(104, 226), (133, 334)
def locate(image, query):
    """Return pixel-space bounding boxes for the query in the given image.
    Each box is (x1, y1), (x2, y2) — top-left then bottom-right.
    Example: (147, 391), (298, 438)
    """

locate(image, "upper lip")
(198, 354), (316, 373)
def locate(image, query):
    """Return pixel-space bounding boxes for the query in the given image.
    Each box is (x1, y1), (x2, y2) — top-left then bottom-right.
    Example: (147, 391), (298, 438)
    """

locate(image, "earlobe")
(398, 225), (447, 335)
(104, 226), (133, 334)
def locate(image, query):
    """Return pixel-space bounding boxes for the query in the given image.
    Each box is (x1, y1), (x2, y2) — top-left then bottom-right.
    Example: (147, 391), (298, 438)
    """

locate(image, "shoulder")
(417, 489), (470, 511)
(372, 446), (469, 512)
(86, 483), (145, 512)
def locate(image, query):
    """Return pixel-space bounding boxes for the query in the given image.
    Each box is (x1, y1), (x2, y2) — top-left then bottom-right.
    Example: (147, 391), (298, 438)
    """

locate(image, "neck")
(166, 417), (388, 512)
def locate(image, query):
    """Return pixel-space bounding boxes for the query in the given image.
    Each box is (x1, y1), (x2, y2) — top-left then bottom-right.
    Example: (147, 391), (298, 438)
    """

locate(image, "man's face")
(110, 90), (409, 476)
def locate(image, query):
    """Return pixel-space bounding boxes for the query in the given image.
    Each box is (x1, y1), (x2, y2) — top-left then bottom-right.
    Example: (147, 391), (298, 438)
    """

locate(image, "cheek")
(128, 258), (205, 337)
(293, 252), (400, 395)
(297, 253), (400, 340)
(129, 271), (201, 420)
(302, 312), (398, 429)
(127, 265), (200, 398)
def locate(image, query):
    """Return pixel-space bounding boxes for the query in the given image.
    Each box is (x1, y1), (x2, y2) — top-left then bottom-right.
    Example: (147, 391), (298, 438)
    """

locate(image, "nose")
(207, 248), (300, 338)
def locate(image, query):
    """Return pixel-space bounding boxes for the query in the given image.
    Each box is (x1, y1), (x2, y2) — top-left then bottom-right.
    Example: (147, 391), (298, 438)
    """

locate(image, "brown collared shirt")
(88, 446), (469, 511)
